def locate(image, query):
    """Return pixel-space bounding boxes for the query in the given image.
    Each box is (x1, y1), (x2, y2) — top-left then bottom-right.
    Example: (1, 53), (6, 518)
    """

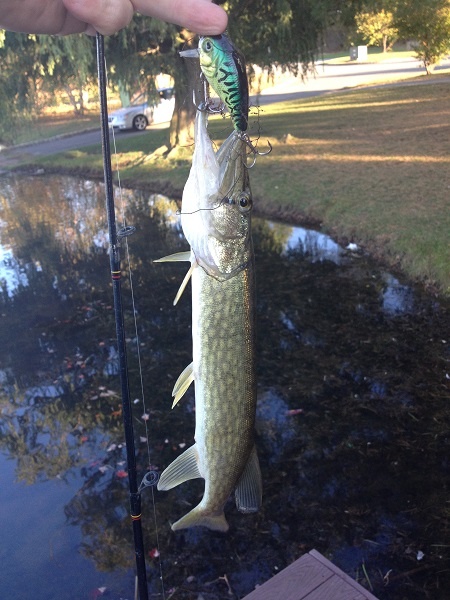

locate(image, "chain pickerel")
(155, 110), (261, 532)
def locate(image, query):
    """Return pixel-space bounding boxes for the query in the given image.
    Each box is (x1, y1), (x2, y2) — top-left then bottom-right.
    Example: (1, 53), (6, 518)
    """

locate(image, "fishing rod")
(95, 33), (149, 600)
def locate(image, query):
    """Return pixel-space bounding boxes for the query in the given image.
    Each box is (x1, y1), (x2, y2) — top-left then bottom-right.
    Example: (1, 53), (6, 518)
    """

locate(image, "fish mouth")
(179, 48), (199, 58)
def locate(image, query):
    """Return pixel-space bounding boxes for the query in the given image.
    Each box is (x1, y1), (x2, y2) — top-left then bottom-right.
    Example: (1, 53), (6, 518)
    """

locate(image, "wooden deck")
(242, 549), (379, 600)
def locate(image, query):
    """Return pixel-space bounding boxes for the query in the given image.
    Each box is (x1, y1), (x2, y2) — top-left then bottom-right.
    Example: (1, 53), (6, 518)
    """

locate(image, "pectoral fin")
(173, 262), (195, 306)
(157, 444), (201, 491)
(235, 446), (262, 513)
(172, 362), (194, 408)
(154, 251), (195, 305)
(154, 251), (191, 263)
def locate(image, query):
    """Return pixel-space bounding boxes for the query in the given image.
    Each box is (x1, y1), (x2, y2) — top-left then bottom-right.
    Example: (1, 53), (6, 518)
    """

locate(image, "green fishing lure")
(198, 33), (249, 132)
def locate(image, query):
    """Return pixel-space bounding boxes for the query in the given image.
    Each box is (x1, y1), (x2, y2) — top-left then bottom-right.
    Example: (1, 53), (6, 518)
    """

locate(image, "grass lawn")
(14, 79), (450, 295)
(13, 112), (100, 145)
(248, 82), (450, 293)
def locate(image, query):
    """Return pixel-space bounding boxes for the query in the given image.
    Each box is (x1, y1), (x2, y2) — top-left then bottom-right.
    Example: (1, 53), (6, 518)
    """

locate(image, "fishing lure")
(197, 33), (249, 132)
(180, 32), (271, 163)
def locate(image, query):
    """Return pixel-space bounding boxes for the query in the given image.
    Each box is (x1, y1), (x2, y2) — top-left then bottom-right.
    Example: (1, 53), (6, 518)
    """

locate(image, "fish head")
(198, 34), (233, 79)
(181, 110), (253, 281)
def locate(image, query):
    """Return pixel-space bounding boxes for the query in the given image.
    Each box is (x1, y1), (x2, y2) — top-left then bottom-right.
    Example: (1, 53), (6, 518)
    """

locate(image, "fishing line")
(108, 93), (154, 468)
(96, 33), (166, 600)
(177, 190), (244, 216)
(177, 204), (222, 215)
(107, 58), (167, 600)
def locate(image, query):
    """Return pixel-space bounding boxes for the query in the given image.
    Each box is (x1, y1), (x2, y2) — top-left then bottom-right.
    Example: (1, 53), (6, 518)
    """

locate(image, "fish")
(155, 109), (261, 532)
(198, 33), (249, 132)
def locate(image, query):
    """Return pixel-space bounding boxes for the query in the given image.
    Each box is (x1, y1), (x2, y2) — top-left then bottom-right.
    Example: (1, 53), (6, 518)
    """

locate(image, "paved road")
(257, 55), (450, 103)
(0, 122), (167, 166)
(2, 55), (449, 167)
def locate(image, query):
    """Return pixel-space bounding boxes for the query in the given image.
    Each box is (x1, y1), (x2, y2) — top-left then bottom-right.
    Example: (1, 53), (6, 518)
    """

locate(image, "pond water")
(0, 174), (449, 600)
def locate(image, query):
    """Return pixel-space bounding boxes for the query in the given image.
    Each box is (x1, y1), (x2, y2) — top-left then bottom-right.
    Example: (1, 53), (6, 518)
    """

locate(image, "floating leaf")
(286, 408), (303, 416)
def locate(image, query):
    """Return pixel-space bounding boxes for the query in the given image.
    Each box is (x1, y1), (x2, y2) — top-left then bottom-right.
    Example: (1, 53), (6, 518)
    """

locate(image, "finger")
(133, 0), (228, 35)
(62, 0), (135, 35)
(0, 1), (84, 35)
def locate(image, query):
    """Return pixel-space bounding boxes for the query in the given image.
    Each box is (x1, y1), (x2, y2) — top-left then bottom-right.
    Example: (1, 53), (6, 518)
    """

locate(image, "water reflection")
(282, 224), (343, 263)
(382, 273), (415, 315)
(0, 174), (449, 600)
(0, 243), (29, 296)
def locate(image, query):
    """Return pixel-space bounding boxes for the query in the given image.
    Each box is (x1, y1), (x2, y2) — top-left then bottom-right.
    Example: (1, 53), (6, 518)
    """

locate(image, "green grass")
(13, 112), (100, 145)
(36, 126), (192, 192)
(15, 80), (450, 294)
(245, 83), (450, 292)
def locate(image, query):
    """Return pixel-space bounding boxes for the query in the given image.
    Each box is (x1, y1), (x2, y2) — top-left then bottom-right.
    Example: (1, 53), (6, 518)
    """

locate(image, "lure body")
(198, 33), (249, 132)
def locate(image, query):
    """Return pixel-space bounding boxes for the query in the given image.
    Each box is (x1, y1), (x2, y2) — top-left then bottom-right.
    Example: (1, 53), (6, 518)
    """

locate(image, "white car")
(108, 88), (175, 131)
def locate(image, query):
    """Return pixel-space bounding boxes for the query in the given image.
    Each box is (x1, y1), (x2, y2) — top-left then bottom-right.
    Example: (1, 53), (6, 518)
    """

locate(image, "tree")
(0, 31), (40, 143)
(36, 35), (96, 115)
(0, 31), (96, 143)
(1, 1), (363, 147)
(105, 1), (365, 150)
(104, 16), (198, 150)
(355, 8), (398, 52)
(395, 0), (450, 73)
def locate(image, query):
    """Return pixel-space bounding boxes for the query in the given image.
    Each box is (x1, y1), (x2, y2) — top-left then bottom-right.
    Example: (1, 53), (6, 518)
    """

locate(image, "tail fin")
(171, 506), (229, 532)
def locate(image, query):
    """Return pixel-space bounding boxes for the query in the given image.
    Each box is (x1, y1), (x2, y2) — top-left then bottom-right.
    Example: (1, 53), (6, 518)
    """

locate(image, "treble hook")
(192, 74), (225, 114)
(238, 132), (272, 168)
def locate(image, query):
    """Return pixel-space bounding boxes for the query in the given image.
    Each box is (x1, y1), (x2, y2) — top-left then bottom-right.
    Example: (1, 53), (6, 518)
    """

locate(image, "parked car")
(108, 88), (175, 131)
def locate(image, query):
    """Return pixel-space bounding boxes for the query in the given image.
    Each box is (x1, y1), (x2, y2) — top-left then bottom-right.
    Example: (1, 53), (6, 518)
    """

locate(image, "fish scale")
(192, 265), (256, 519)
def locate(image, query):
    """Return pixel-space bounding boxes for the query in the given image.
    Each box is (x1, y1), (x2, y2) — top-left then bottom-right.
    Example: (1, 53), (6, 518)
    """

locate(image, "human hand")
(0, 0), (228, 36)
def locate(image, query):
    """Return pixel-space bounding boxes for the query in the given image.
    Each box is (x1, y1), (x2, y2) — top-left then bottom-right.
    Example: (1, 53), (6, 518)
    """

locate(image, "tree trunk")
(118, 80), (130, 107)
(167, 37), (203, 151)
(64, 85), (83, 116)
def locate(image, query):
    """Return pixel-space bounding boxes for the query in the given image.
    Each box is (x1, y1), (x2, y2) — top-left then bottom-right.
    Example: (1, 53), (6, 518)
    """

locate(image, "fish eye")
(203, 39), (213, 52)
(238, 192), (252, 213)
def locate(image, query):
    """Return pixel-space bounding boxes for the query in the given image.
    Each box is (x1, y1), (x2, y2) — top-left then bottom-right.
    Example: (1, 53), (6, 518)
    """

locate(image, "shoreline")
(6, 163), (443, 299)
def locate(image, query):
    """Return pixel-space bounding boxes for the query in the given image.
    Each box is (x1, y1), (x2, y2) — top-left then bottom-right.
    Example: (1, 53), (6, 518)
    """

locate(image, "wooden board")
(242, 549), (379, 600)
